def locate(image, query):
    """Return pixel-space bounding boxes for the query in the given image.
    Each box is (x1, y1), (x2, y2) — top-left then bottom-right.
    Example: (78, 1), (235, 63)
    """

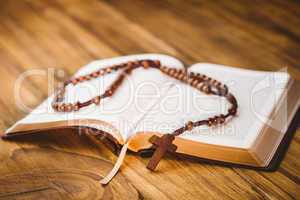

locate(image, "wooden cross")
(147, 134), (178, 171)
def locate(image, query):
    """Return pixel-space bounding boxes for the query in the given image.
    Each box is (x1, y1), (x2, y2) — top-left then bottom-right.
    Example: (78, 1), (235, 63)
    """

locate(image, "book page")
(134, 63), (290, 148)
(6, 54), (184, 142)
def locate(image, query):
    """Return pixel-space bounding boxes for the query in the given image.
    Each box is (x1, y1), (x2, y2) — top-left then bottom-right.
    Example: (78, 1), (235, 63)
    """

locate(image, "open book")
(2, 54), (300, 169)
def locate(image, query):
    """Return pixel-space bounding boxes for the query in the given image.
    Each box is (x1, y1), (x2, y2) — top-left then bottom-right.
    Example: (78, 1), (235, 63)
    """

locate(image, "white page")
(7, 54), (184, 141)
(134, 63), (290, 148)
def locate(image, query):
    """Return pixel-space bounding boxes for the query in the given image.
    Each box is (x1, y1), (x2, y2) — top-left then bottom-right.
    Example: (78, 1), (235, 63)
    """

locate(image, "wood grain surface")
(0, 0), (299, 199)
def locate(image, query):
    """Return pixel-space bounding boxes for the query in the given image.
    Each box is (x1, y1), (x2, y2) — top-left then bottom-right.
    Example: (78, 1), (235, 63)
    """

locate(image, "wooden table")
(0, 1), (299, 199)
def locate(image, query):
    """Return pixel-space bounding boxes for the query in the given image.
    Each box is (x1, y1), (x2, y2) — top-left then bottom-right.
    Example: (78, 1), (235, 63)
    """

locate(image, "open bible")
(2, 54), (300, 170)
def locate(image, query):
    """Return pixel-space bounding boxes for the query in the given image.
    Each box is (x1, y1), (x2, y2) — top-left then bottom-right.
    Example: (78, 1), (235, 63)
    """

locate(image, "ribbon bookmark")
(100, 141), (129, 185)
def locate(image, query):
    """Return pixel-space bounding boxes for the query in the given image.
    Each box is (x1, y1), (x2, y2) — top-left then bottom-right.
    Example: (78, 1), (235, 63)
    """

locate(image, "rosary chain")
(52, 60), (238, 136)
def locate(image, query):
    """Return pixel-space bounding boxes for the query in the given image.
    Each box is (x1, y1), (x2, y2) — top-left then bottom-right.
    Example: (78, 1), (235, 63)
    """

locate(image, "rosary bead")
(99, 70), (104, 75)
(192, 79), (198, 86)
(219, 117), (225, 124)
(58, 103), (65, 112)
(196, 82), (204, 90)
(154, 60), (161, 67)
(186, 121), (194, 131)
(211, 79), (217, 85)
(183, 75), (188, 81)
(57, 105), (62, 112)
(142, 61), (150, 69)
(213, 117), (218, 125)
(169, 68), (176, 76)
(79, 76), (85, 82)
(66, 103), (73, 112)
(71, 79), (78, 85)
(93, 96), (101, 105)
(173, 71), (179, 79)
(106, 68), (112, 73)
(85, 75), (91, 80)
(124, 67), (132, 75)
(207, 119), (213, 126)
(161, 66), (167, 72)
(228, 107), (237, 115)
(178, 73), (185, 80)
(74, 106), (79, 111)
(106, 90), (113, 96)
(202, 85), (210, 93)
(179, 69), (185, 74)
(74, 102), (80, 111)
(165, 67), (171, 74)
(92, 71), (99, 78)
(52, 103), (59, 110)
(117, 64), (123, 69)
(127, 61), (133, 68)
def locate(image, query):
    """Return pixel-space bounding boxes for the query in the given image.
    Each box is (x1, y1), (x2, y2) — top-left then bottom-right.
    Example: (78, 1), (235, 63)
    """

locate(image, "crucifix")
(146, 134), (178, 171)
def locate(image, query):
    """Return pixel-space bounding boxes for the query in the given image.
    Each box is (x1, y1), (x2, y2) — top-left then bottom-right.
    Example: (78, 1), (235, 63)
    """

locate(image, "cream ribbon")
(100, 141), (129, 185)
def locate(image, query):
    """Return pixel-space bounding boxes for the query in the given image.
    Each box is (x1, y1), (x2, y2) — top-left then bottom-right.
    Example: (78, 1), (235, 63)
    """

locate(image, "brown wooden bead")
(202, 85), (210, 93)
(71, 79), (78, 85)
(186, 121), (194, 131)
(85, 75), (91, 80)
(165, 67), (171, 74)
(192, 79), (198, 86)
(173, 71), (180, 79)
(207, 119), (213, 126)
(93, 96), (101, 105)
(79, 76), (85, 82)
(99, 70), (104, 75)
(142, 61), (150, 69)
(196, 82), (204, 90)
(57, 105), (62, 112)
(188, 78), (193, 84)
(106, 90), (113, 96)
(52, 103), (59, 110)
(109, 65), (115, 70)
(169, 69), (176, 76)
(92, 71), (99, 78)
(154, 60), (161, 67)
(127, 61), (133, 68)
(58, 103), (65, 112)
(219, 117), (225, 124)
(106, 68), (112, 73)
(73, 102), (80, 111)
(213, 117), (218, 125)
(182, 75), (188, 81)
(66, 103), (73, 112)
(161, 66), (167, 71)
(178, 73), (185, 80)
(228, 107), (237, 115)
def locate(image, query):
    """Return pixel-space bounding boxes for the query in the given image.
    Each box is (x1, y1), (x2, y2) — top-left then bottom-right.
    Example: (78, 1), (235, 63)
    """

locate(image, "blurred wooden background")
(0, 0), (299, 199)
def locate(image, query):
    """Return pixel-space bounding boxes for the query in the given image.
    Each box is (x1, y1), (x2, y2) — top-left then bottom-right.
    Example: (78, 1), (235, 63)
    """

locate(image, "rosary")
(52, 60), (238, 171)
